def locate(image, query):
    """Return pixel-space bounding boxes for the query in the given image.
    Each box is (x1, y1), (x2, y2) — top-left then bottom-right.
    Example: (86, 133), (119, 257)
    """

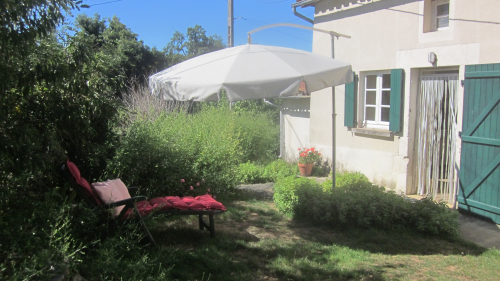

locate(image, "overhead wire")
(228, 0), (312, 43)
(89, 0), (124, 6)
(242, 17), (312, 43)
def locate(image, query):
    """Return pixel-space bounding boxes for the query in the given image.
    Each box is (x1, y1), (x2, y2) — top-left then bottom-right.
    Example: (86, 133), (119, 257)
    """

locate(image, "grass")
(139, 189), (500, 281)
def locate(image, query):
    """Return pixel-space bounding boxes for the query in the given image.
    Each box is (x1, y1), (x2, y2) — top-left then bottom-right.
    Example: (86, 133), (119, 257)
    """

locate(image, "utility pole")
(228, 0), (234, 47)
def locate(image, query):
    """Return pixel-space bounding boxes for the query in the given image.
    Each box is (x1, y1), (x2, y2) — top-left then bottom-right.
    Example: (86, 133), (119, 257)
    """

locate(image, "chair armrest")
(103, 196), (147, 209)
(127, 186), (139, 196)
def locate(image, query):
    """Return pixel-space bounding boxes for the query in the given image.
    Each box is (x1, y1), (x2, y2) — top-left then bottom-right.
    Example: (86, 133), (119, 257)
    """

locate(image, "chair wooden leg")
(209, 214), (215, 237)
(199, 214), (204, 230)
(198, 214), (215, 237)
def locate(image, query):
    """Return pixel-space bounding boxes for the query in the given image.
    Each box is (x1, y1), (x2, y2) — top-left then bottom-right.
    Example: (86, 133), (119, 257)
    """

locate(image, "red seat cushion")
(195, 194), (216, 201)
(149, 197), (173, 211)
(165, 196), (190, 210)
(182, 197), (207, 211)
(195, 194), (226, 211)
(194, 194), (226, 210)
(201, 200), (226, 211)
(123, 201), (154, 218)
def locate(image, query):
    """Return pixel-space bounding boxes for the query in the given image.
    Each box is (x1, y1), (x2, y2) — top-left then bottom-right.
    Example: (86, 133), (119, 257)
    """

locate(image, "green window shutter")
(344, 72), (358, 127)
(389, 69), (405, 132)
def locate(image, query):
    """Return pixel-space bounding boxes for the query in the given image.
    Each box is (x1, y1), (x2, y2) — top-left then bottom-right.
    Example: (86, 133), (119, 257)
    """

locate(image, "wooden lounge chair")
(61, 160), (226, 246)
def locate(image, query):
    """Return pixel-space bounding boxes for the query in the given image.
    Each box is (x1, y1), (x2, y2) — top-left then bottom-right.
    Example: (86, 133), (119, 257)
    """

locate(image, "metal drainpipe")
(263, 99), (283, 159)
(292, 0), (337, 188)
(293, 6), (313, 24)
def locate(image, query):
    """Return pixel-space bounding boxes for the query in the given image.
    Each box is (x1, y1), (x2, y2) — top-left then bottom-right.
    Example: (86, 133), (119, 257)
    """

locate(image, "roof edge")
(291, 0), (322, 8)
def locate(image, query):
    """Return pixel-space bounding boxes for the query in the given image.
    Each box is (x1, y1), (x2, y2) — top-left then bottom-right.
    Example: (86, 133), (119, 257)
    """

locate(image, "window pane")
(366, 107), (376, 121)
(437, 17), (449, 28)
(366, 75), (377, 89)
(382, 90), (391, 105)
(366, 91), (376, 105)
(437, 3), (449, 16)
(381, 107), (390, 122)
(382, 74), (391, 88)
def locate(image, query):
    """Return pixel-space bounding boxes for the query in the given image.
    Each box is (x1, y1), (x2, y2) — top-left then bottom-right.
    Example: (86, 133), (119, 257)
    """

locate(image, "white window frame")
(431, 0), (450, 31)
(362, 71), (391, 130)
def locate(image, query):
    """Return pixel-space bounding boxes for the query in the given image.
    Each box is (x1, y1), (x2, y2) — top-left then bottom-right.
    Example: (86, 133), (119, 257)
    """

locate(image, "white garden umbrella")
(149, 44), (352, 101)
(149, 43), (352, 188)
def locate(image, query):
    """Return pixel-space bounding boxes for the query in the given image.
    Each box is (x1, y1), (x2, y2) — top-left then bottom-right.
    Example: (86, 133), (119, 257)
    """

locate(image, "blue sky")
(71, 0), (316, 51)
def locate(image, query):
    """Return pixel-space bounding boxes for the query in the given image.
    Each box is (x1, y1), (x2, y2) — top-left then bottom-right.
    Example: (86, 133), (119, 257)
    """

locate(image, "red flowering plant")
(298, 147), (321, 165)
(179, 178), (212, 197)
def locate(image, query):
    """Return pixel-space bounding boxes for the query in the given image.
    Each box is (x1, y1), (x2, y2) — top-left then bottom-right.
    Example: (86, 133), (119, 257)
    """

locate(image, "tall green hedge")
(107, 104), (279, 197)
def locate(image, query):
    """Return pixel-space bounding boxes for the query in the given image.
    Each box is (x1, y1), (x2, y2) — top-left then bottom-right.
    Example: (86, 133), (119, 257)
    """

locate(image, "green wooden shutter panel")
(458, 63), (500, 224)
(389, 69), (404, 132)
(344, 72), (357, 127)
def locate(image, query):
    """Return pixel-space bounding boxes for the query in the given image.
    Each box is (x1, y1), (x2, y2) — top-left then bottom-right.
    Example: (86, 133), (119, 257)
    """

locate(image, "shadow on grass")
(141, 188), (487, 280)
(149, 224), (397, 281)
(288, 221), (486, 256)
(227, 188), (486, 256)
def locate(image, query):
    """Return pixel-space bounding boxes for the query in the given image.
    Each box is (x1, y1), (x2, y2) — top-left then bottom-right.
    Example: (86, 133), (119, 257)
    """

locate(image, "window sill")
(351, 128), (392, 137)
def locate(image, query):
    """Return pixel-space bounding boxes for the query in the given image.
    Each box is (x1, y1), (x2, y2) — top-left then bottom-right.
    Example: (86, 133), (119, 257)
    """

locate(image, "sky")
(70, 0), (316, 52)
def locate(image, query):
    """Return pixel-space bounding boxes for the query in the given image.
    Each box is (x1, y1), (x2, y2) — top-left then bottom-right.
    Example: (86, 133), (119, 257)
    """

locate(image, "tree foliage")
(0, 0), (76, 49)
(73, 14), (172, 97)
(166, 24), (225, 64)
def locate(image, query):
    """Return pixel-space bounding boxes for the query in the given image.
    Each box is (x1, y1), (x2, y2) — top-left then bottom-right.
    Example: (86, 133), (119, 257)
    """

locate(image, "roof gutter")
(291, 0), (322, 24)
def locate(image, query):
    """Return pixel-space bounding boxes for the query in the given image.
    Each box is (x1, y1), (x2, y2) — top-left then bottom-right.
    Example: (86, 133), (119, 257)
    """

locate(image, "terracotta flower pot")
(298, 163), (314, 176)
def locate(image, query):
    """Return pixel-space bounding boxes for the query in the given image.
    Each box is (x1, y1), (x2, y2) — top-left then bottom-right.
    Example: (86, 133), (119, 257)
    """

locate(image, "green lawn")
(145, 189), (500, 281)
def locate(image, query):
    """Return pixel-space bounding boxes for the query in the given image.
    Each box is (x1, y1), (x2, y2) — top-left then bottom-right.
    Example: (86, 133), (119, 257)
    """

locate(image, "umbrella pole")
(332, 86), (336, 189)
(331, 35), (336, 189)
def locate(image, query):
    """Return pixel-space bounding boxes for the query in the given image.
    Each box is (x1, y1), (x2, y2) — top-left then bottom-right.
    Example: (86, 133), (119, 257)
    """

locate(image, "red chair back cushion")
(67, 160), (101, 205)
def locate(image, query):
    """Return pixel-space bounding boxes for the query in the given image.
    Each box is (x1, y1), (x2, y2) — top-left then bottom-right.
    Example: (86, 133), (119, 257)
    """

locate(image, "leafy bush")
(108, 85), (280, 197)
(323, 171), (372, 192)
(237, 162), (267, 184)
(273, 172), (459, 237)
(273, 176), (317, 215)
(223, 103), (279, 163)
(263, 160), (299, 182)
(107, 106), (242, 197)
(237, 160), (299, 184)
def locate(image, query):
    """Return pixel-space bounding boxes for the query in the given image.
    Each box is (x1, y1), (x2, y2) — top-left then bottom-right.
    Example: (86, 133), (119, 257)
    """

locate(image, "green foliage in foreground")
(274, 172), (460, 237)
(0, 190), (174, 280)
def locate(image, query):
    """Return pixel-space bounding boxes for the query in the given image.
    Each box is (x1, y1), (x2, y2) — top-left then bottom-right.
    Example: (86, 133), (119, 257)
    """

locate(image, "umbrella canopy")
(149, 44), (352, 102)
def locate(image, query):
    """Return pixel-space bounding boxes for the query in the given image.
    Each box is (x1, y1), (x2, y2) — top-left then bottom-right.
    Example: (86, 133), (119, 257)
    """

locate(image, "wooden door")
(458, 63), (500, 223)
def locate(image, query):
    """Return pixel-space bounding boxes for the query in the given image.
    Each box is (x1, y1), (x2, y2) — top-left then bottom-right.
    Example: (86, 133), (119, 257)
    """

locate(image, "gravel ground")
(236, 182), (274, 200)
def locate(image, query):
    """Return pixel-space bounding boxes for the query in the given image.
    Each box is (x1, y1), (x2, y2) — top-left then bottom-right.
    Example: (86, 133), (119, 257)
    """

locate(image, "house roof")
(292, 0), (322, 8)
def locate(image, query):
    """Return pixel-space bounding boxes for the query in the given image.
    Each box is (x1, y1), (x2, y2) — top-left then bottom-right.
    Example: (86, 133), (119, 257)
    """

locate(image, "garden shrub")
(274, 172), (459, 237)
(233, 110), (279, 163)
(108, 87), (281, 197)
(237, 160), (299, 184)
(237, 162), (267, 184)
(323, 171), (372, 192)
(263, 159), (299, 182)
(273, 176), (317, 215)
(107, 106), (243, 197)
